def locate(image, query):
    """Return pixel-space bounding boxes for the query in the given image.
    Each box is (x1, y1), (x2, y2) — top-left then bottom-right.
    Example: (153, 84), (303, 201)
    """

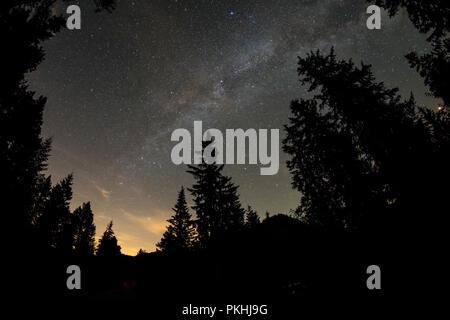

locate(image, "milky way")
(28, 0), (435, 254)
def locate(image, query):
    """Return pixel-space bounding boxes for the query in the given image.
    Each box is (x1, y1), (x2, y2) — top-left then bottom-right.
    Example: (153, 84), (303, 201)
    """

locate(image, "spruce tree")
(187, 146), (245, 246)
(370, 0), (450, 106)
(0, 0), (117, 251)
(97, 221), (121, 258)
(245, 205), (260, 228)
(35, 174), (74, 254)
(283, 48), (445, 232)
(157, 186), (196, 253)
(72, 202), (96, 258)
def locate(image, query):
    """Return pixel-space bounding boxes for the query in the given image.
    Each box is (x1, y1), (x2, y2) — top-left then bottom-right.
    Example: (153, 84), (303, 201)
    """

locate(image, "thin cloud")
(122, 210), (168, 235)
(95, 185), (112, 200)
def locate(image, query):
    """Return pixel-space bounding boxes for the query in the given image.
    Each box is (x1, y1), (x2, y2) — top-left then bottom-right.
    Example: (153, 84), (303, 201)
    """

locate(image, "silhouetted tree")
(406, 39), (450, 107)
(245, 205), (260, 228)
(157, 187), (196, 253)
(97, 221), (121, 258)
(72, 202), (96, 258)
(0, 0), (116, 252)
(371, 0), (449, 39)
(367, 1), (450, 230)
(35, 174), (75, 254)
(137, 248), (148, 256)
(29, 175), (52, 226)
(371, 1), (450, 106)
(187, 146), (245, 246)
(283, 48), (445, 231)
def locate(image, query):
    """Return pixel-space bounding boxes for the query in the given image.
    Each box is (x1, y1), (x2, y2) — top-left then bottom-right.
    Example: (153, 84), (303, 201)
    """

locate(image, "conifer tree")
(157, 187), (196, 253)
(245, 205), (260, 228)
(370, 0), (450, 106)
(0, 0), (117, 251)
(187, 145), (245, 246)
(97, 221), (121, 258)
(283, 48), (445, 231)
(137, 248), (148, 256)
(35, 174), (74, 254)
(72, 202), (96, 258)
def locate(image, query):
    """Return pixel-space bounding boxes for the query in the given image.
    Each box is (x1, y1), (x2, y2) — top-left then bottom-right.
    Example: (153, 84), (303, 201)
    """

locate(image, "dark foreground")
(8, 214), (436, 317)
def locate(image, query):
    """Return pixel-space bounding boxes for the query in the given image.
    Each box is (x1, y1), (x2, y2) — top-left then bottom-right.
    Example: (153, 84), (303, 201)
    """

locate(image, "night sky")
(27, 0), (436, 255)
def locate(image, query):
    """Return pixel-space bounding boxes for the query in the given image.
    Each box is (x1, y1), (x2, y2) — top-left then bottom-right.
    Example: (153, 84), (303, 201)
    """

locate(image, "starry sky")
(27, 0), (436, 255)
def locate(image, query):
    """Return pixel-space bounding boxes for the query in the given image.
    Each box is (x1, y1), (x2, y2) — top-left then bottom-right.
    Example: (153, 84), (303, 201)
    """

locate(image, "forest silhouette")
(1, 0), (448, 315)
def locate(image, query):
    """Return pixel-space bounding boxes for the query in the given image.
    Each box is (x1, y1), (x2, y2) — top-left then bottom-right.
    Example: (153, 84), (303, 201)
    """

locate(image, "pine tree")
(72, 202), (96, 258)
(96, 221), (121, 258)
(157, 187), (196, 253)
(187, 145), (245, 246)
(245, 205), (260, 228)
